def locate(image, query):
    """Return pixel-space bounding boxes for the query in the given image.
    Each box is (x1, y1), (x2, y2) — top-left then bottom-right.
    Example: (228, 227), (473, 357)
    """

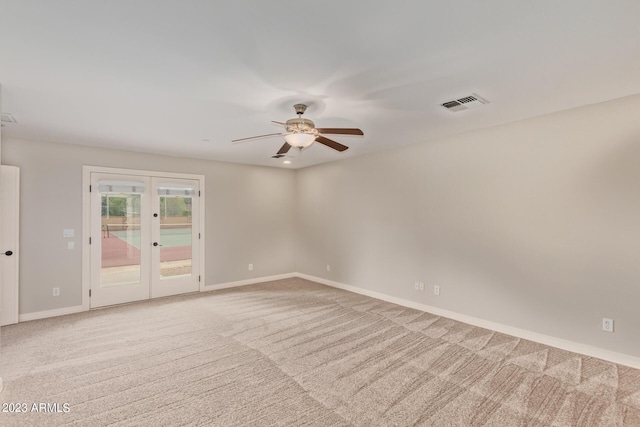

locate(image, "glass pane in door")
(159, 191), (193, 279)
(100, 192), (142, 287)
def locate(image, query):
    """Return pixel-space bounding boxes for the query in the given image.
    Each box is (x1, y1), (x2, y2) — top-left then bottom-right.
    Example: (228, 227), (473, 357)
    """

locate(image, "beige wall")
(295, 94), (640, 356)
(2, 138), (296, 314)
(3, 93), (640, 358)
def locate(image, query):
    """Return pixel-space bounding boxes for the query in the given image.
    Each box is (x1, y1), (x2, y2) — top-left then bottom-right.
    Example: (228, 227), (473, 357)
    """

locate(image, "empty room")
(1, 1), (640, 425)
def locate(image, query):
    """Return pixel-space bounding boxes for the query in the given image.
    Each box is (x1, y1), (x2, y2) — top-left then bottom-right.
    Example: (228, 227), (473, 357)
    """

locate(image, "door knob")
(3, 250), (13, 256)
(153, 242), (162, 247)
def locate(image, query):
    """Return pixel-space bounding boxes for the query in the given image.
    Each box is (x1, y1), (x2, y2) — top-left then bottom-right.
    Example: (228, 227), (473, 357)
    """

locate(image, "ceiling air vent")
(441, 94), (488, 112)
(1, 112), (17, 126)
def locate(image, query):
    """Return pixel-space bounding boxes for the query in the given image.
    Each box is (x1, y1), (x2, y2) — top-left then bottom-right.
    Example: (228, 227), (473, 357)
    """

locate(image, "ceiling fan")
(232, 104), (364, 158)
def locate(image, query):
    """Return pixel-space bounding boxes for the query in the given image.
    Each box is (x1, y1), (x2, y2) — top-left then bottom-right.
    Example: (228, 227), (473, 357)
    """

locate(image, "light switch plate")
(63, 229), (74, 238)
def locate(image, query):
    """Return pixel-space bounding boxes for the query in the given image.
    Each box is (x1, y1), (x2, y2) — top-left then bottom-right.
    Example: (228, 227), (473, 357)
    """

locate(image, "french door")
(90, 172), (200, 308)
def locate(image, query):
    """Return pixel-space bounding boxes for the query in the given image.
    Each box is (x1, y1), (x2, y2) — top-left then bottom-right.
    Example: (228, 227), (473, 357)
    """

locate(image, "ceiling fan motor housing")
(285, 117), (317, 134)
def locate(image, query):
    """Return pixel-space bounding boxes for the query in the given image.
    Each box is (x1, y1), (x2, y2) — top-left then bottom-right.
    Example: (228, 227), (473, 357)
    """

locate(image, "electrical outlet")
(326, 264), (331, 272)
(602, 318), (614, 332)
(433, 285), (440, 296)
(53, 287), (60, 297)
(414, 281), (420, 290)
(248, 264), (253, 271)
(419, 282), (425, 291)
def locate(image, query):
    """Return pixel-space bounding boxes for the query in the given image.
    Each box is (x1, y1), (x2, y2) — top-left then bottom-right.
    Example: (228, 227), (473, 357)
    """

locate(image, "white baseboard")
(19, 305), (85, 322)
(15, 274), (298, 322)
(296, 273), (640, 370)
(203, 272), (297, 292)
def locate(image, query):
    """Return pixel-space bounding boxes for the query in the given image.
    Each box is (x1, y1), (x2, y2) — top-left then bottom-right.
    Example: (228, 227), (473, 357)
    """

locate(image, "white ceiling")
(1, 1), (639, 169)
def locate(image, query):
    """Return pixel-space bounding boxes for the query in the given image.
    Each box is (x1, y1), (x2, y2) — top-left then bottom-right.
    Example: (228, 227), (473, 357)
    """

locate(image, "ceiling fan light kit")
(232, 103), (364, 160)
(284, 133), (316, 148)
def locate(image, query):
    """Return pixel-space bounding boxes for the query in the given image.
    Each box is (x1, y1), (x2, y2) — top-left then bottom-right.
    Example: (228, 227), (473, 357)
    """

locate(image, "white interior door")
(90, 173), (150, 308)
(1, 165), (19, 326)
(150, 178), (200, 298)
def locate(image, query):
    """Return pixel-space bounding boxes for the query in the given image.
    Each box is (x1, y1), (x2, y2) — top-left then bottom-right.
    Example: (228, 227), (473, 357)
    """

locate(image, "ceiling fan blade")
(316, 136), (348, 152)
(316, 128), (364, 136)
(276, 142), (292, 155)
(271, 154), (285, 158)
(271, 121), (287, 126)
(232, 132), (284, 143)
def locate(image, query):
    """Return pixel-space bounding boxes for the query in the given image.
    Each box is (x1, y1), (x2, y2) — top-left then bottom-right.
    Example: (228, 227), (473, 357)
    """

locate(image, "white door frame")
(82, 166), (205, 310)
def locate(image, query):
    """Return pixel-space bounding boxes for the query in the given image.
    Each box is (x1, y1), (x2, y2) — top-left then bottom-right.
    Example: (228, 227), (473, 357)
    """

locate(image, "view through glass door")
(90, 173), (200, 308)
(91, 174), (150, 308)
(151, 178), (200, 298)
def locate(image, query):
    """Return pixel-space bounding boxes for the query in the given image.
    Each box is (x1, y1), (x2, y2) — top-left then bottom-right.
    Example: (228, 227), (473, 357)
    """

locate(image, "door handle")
(3, 250), (13, 256)
(153, 242), (163, 247)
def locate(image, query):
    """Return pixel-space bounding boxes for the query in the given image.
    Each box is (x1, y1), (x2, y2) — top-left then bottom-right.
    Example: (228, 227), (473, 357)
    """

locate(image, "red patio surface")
(101, 235), (191, 268)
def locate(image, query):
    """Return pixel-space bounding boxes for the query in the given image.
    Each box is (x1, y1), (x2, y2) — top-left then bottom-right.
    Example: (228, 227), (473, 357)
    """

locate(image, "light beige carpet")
(1, 278), (640, 426)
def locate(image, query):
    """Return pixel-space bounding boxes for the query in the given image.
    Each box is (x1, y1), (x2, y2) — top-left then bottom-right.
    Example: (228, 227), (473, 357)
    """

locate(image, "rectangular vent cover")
(1, 113), (17, 125)
(441, 94), (488, 112)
